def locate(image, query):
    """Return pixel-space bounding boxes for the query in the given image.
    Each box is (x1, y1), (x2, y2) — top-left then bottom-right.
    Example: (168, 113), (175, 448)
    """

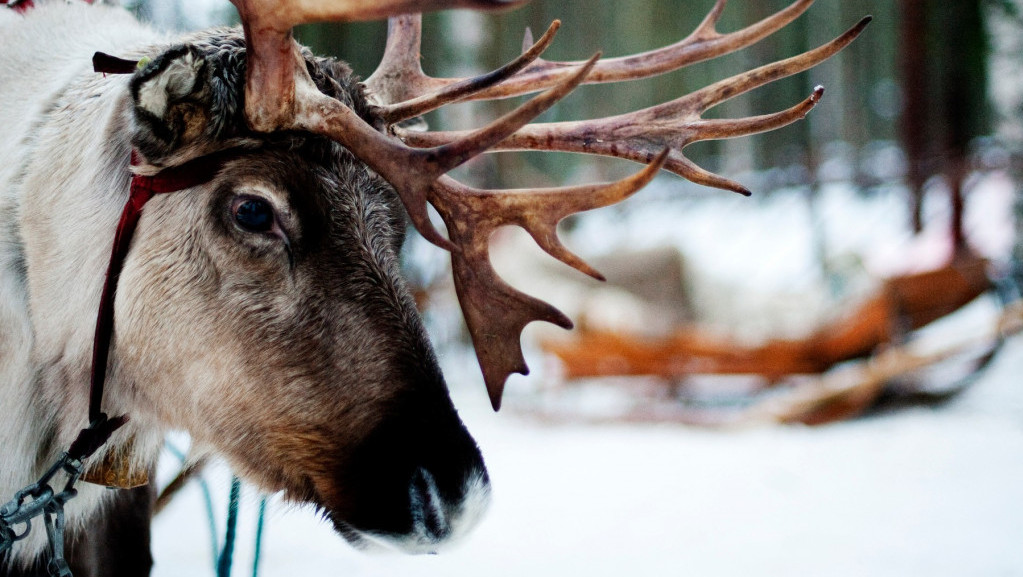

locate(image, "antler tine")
(288, 53), (602, 252)
(395, 18), (869, 195)
(232, 0), (602, 251)
(373, 0), (817, 105)
(680, 17), (869, 117)
(546, 0), (816, 87)
(688, 85), (824, 143)
(375, 19), (561, 124)
(431, 151), (669, 409)
(230, 0), (531, 131)
(364, 15), (437, 106)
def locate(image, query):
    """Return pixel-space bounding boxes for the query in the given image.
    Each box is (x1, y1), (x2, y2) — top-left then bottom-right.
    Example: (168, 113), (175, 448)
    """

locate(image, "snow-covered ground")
(152, 170), (1023, 577)
(153, 337), (1023, 577)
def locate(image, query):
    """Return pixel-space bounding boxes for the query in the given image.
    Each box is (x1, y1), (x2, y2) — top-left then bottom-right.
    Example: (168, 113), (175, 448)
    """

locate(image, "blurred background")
(127, 0), (1023, 575)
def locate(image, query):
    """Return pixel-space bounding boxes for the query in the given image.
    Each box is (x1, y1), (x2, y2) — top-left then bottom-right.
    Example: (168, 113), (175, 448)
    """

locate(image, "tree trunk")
(899, 0), (928, 233)
(937, 0), (988, 252)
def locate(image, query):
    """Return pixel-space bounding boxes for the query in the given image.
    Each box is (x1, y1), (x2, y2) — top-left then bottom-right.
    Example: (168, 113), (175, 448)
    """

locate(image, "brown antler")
(368, 16), (563, 123)
(365, 0), (825, 113)
(228, 0), (595, 250)
(228, 0), (869, 410)
(229, 0), (531, 131)
(394, 16), (871, 194)
(432, 151), (669, 407)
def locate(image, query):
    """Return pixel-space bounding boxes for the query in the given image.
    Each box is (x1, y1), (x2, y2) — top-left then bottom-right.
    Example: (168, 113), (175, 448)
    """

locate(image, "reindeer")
(0, 0), (867, 574)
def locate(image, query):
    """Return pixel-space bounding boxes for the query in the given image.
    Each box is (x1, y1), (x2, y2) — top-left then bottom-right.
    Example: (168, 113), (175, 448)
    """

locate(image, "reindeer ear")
(134, 47), (203, 117)
(130, 45), (210, 160)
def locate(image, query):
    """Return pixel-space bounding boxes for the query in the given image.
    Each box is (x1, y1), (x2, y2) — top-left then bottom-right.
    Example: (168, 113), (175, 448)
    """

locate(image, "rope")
(217, 477), (242, 577)
(161, 442), (268, 577)
(252, 497), (268, 577)
(164, 442), (220, 560)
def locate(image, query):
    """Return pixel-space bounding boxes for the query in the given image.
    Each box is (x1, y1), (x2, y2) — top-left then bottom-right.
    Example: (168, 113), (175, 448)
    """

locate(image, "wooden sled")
(537, 253), (1013, 425)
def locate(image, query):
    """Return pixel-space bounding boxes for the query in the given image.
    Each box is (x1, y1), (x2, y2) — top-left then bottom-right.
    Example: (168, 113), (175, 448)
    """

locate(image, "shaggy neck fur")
(0, 2), (168, 565)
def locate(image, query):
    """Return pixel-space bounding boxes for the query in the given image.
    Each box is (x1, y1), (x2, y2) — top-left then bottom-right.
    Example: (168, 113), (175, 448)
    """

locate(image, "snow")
(151, 170), (1023, 576)
(152, 338), (1023, 576)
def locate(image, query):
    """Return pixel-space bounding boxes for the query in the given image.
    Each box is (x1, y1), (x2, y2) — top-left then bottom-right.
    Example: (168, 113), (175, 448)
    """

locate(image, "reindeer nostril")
(409, 468), (449, 541)
(337, 467), (490, 553)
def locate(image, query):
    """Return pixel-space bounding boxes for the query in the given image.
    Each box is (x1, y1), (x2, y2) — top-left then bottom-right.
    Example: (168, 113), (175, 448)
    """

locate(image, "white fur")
(445, 471), (493, 545)
(0, 1), (169, 564)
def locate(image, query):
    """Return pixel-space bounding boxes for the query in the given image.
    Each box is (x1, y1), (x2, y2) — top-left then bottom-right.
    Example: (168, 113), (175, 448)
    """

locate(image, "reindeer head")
(89, 0), (866, 554)
(110, 32), (488, 551)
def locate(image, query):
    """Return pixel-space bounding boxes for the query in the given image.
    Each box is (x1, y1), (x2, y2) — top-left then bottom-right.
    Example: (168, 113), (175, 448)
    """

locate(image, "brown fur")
(1, 4), (489, 573)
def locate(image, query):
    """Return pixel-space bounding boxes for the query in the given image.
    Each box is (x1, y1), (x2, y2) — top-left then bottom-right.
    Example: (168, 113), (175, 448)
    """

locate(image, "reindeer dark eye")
(234, 198), (275, 233)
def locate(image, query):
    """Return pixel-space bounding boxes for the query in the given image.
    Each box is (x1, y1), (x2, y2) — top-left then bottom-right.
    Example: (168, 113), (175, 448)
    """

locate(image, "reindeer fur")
(1, 2), (488, 573)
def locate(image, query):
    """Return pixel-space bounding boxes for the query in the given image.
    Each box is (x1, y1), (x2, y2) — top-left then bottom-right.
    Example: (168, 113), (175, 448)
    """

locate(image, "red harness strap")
(1, 0), (35, 14)
(3, 6), (210, 463)
(78, 150), (237, 461)
(2, 0), (98, 13)
(67, 51), (243, 462)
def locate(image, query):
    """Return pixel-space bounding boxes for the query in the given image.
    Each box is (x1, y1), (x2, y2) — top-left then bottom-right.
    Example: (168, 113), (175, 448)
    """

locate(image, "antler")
(368, 17), (563, 124)
(365, 0), (828, 118)
(230, 0), (532, 131)
(228, 0), (869, 409)
(432, 151), (669, 406)
(391, 15), (871, 194)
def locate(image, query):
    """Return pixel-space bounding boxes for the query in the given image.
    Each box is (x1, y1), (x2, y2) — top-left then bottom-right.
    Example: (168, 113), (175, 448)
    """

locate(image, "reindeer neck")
(0, 10), (169, 562)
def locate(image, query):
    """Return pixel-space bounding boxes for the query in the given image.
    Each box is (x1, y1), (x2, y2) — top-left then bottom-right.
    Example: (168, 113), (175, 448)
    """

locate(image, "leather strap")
(30, 52), (243, 485)
(0, 0), (36, 14)
(87, 151), (236, 428)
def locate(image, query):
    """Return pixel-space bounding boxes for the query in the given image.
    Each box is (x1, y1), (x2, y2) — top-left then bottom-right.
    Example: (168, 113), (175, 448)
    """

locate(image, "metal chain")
(0, 453), (85, 577)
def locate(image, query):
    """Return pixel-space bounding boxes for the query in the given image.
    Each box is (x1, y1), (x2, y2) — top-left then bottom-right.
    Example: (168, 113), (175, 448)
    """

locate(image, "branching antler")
(394, 16), (870, 194)
(366, 0), (823, 107)
(370, 18), (563, 124)
(227, 0), (869, 409)
(433, 151), (669, 405)
(230, 0), (531, 131)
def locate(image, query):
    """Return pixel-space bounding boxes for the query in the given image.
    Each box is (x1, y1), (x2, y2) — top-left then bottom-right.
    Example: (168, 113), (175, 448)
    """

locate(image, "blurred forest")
(130, 0), (1023, 266)
(296, 0), (900, 190)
